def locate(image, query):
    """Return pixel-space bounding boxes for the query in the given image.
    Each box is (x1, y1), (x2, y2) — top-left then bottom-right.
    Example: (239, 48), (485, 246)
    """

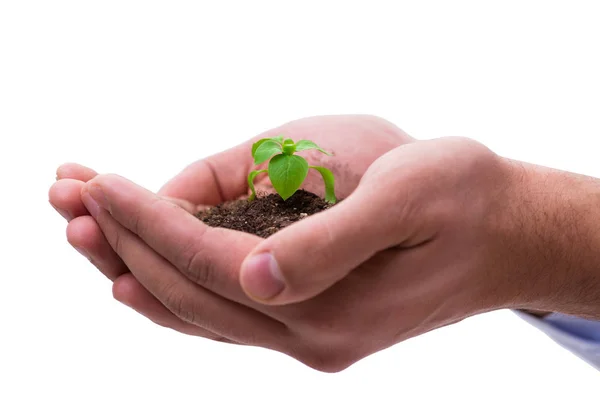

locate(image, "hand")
(49, 115), (413, 343)
(55, 118), (600, 372)
(77, 134), (541, 372)
(240, 137), (600, 315)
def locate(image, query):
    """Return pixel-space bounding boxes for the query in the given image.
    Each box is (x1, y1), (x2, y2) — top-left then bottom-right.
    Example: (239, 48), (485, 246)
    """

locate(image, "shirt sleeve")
(515, 310), (600, 371)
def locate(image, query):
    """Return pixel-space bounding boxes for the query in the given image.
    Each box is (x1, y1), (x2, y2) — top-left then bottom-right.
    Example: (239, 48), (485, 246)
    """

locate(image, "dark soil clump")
(195, 190), (333, 238)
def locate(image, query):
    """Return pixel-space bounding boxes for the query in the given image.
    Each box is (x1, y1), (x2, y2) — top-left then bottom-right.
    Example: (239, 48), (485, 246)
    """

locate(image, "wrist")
(501, 160), (600, 319)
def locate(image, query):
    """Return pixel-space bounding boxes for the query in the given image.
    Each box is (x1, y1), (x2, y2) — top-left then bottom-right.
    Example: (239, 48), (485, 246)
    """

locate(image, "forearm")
(505, 160), (600, 320)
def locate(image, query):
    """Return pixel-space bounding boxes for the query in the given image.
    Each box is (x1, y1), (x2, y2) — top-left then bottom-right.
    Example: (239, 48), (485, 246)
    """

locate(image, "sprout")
(247, 136), (336, 203)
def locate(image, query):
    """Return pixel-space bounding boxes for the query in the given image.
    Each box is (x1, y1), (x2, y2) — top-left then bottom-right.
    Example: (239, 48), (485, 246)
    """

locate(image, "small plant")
(247, 136), (337, 203)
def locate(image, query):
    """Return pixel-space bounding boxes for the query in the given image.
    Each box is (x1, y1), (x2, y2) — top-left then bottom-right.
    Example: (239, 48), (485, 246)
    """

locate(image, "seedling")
(247, 136), (337, 203)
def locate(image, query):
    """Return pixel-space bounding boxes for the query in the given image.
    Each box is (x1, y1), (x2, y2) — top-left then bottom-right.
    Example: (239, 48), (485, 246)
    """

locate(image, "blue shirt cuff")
(515, 310), (600, 371)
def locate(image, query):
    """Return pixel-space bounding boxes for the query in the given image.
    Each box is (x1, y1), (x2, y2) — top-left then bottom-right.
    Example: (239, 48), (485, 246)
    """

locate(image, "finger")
(83, 174), (261, 304)
(66, 215), (129, 280)
(55, 164), (234, 339)
(239, 187), (412, 305)
(68, 216), (226, 342)
(82, 189), (288, 347)
(51, 179), (200, 272)
(56, 163), (98, 182)
(113, 273), (236, 342)
(158, 144), (252, 204)
(50, 163), (99, 221)
(52, 164), (200, 215)
(51, 175), (130, 281)
(49, 179), (90, 221)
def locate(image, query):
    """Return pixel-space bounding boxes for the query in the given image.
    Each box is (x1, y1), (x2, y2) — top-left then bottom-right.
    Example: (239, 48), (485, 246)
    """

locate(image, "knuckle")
(128, 196), (164, 237)
(187, 251), (211, 285)
(285, 316), (359, 373)
(110, 226), (125, 256)
(438, 136), (498, 169)
(291, 313), (363, 373)
(297, 344), (356, 373)
(130, 207), (143, 237)
(162, 282), (197, 325)
(180, 238), (217, 288)
(359, 114), (406, 138)
(129, 196), (185, 240)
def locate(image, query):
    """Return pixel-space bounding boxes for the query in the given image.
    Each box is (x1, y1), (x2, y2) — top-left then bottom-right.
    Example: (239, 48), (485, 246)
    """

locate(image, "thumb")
(239, 186), (409, 305)
(158, 143), (252, 205)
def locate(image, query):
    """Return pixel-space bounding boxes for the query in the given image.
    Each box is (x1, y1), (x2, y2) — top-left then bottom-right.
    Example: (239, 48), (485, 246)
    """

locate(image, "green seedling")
(247, 136), (337, 203)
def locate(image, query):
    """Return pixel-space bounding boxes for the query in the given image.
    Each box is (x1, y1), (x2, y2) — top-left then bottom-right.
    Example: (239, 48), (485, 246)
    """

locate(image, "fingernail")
(81, 191), (101, 218)
(241, 253), (285, 300)
(50, 203), (72, 221)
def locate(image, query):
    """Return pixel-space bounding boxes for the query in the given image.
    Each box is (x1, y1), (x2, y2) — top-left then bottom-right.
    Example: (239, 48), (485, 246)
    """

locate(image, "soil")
(195, 190), (334, 238)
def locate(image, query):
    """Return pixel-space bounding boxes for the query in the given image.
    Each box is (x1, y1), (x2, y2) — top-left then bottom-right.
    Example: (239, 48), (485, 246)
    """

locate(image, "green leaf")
(252, 139), (269, 157)
(268, 154), (309, 200)
(309, 166), (337, 203)
(253, 140), (283, 165)
(251, 136), (283, 158)
(294, 140), (332, 156)
(247, 169), (268, 201)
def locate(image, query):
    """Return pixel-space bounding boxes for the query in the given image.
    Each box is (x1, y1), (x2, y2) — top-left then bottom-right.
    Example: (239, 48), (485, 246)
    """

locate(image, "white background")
(1, 1), (599, 398)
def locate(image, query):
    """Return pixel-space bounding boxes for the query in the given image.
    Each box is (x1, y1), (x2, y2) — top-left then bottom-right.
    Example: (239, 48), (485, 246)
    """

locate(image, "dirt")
(195, 190), (334, 238)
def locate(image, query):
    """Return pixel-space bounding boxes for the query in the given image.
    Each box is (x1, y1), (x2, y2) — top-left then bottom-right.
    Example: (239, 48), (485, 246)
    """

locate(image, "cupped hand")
(77, 133), (529, 372)
(49, 115), (413, 345)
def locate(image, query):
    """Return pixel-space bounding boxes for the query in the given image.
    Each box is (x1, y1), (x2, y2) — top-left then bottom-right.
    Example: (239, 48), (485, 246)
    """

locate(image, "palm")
(168, 116), (414, 205)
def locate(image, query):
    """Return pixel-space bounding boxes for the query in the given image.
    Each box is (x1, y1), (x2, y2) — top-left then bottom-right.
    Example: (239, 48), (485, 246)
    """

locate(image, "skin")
(49, 115), (600, 372)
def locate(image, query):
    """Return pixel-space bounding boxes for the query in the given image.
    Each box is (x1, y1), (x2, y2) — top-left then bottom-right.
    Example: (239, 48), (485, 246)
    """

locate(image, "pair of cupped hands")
(49, 115), (529, 372)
